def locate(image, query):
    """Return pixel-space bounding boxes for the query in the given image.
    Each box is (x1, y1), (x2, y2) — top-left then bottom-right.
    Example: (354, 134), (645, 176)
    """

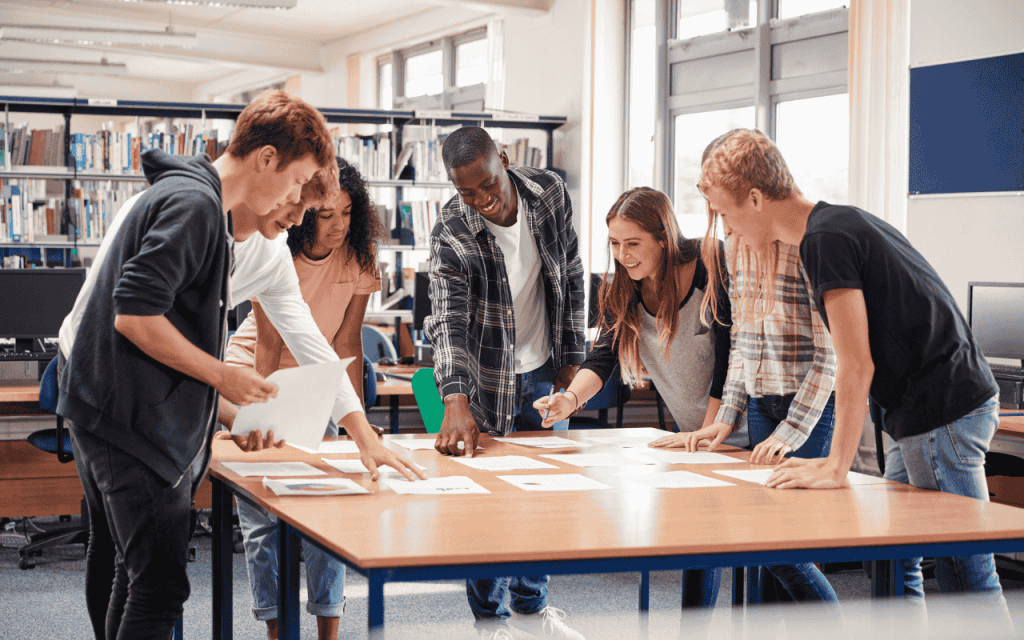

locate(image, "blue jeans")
(467, 360), (563, 627)
(744, 394), (839, 603)
(883, 397), (1010, 607)
(237, 500), (346, 621)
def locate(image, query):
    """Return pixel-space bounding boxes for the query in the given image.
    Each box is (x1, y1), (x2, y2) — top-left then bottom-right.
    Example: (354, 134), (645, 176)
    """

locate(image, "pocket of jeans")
(943, 424), (988, 467)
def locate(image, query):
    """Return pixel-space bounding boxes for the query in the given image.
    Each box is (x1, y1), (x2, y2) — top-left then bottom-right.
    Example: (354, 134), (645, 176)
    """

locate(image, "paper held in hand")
(230, 358), (352, 452)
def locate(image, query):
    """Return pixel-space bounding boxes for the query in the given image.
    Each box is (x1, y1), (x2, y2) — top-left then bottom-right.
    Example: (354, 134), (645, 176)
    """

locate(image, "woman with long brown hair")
(534, 186), (732, 607)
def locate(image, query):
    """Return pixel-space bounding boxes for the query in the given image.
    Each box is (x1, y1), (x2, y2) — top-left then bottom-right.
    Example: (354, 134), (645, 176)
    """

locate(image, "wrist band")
(564, 389), (579, 409)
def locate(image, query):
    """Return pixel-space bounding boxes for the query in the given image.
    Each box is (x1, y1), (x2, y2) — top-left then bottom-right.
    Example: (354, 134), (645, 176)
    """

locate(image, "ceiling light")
(0, 25), (199, 48)
(117, 0), (297, 8)
(0, 57), (128, 75)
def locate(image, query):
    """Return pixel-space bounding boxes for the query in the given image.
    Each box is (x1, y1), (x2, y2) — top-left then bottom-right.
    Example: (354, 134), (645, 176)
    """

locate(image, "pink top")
(226, 246), (381, 369)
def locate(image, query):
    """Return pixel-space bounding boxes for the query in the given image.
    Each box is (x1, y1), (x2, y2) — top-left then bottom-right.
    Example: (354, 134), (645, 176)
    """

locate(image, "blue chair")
(362, 324), (398, 364)
(19, 356), (89, 570)
(568, 366), (631, 429)
(362, 354), (377, 410)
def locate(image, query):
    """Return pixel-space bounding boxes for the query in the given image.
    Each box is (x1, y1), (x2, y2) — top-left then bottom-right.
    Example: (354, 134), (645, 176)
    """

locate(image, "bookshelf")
(1, 95), (565, 307)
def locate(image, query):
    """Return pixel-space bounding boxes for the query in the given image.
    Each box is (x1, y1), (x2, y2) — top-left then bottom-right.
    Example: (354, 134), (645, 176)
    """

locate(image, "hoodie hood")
(142, 148), (221, 201)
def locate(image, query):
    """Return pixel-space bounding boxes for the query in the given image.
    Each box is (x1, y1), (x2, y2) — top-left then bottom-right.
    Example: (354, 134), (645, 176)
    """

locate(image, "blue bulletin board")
(909, 52), (1024, 195)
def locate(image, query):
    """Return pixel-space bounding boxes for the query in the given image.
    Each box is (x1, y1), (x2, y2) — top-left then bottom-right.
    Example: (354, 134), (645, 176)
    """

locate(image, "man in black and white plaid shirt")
(424, 126), (586, 640)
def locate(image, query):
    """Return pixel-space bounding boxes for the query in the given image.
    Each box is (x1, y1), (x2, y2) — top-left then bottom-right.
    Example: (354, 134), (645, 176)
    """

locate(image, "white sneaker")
(478, 628), (516, 640)
(510, 607), (585, 640)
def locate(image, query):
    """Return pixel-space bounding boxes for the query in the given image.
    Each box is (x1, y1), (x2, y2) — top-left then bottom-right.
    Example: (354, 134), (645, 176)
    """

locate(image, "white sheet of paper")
(540, 452), (657, 467)
(635, 449), (743, 465)
(449, 455), (559, 471)
(582, 428), (666, 446)
(493, 436), (593, 449)
(382, 476), (489, 495)
(616, 470), (736, 489)
(321, 458), (425, 475)
(261, 477), (368, 496)
(290, 440), (362, 455)
(222, 461), (327, 478)
(498, 474), (611, 492)
(714, 468), (890, 486)
(391, 439), (480, 451)
(231, 358), (352, 451)
(713, 468), (774, 484)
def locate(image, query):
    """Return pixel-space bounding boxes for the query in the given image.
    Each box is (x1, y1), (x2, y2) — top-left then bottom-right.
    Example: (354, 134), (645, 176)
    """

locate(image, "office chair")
(361, 324), (399, 364)
(362, 355), (378, 410)
(411, 368), (444, 434)
(568, 366), (631, 429)
(19, 356), (89, 570)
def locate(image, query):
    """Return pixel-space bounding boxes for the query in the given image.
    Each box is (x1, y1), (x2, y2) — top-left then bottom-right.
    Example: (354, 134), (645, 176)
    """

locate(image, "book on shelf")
(501, 137), (544, 169)
(1, 178), (145, 244)
(397, 200), (441, 247)
(332, 131), (392, 181)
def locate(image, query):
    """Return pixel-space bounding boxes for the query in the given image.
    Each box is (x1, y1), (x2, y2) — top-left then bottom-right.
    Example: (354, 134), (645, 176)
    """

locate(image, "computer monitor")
(413, 271), (431, 331)
(0, 268), (86, 350)
(967, 281), (1024, 364)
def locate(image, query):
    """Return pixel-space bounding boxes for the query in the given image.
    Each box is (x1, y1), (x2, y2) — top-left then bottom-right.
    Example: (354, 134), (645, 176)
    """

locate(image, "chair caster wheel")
(18, 556), (35, 570)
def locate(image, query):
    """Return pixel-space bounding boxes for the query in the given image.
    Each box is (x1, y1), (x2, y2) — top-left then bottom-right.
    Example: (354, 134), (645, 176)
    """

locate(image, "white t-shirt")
(483, 190), (551, 373)
(59, 197), (363, 424)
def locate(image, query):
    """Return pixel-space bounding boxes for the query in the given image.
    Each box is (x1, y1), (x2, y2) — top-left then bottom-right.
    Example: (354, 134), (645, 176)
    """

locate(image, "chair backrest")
(411, 368), (445, 434)
(362, 355), (377, 410)
(39, 355), (59, 414)
(585, 366), (631, 411)
(361, 324), (398, 363)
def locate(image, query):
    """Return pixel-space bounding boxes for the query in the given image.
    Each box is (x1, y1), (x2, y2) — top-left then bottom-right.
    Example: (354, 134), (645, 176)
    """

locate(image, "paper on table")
(714, 468), (890, 486)
(498, 474), (611, 492)
(381, 476), (490, 495)
(290, 440), (362, 455)
(582, 428), (666, 446)
(493, 436), (593, 449)
(392, 439), (481, 451)
(231, 358), (352, 452)
(616, 470), (736, 489)
(222, 461), (327, 478)
(321, 458), (426, 475)
(449, 455), (559, 471)
(635, 449), (743, 465)
(540, 452), (657, 467)
(261, 477), (368, 496)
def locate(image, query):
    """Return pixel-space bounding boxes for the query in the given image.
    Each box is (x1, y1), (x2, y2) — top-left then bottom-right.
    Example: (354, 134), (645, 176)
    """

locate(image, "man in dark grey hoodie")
(57, 90), (335, 640)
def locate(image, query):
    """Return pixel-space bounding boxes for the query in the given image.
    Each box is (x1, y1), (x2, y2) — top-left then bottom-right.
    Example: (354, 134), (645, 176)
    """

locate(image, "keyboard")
(990, 363), (1024, 378)
(0, 350), (57, 362)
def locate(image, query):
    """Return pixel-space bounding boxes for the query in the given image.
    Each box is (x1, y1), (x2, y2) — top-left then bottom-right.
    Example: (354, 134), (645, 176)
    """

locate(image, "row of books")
(4, 124), (67, 168)
(1, 179), (145, 244)
(70, 129), (225, 174)
(396, 200), (442, 247)
(502, 138), (544, 169)
(334, 133), (392, 182)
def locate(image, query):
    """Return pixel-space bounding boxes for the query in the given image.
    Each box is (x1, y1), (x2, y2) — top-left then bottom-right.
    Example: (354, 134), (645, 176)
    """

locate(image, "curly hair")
(286, 156), (387, 275)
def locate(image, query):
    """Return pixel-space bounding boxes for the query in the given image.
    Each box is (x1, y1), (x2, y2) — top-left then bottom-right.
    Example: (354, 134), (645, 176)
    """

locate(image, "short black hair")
(441, 126), (499, 173)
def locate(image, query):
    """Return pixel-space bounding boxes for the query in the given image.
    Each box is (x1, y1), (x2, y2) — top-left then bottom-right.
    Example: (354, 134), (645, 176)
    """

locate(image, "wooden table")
(373, 366), (419, 434)
(207, 429), (1024, 639)
(0, 382), (40, 403)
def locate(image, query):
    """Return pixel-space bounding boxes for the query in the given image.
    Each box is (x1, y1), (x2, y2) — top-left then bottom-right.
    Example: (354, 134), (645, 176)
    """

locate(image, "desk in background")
(208, 430), (1024, 638)
(373, 365), (419, 434)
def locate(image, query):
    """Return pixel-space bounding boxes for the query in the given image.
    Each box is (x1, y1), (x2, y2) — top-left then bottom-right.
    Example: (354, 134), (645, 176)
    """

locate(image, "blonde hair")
(698, 129), (798, 328)
(598, 188), (700, 388)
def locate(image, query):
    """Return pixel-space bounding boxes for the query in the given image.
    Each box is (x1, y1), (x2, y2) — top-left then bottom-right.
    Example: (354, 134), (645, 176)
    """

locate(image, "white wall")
(906, 0), (1024, 313)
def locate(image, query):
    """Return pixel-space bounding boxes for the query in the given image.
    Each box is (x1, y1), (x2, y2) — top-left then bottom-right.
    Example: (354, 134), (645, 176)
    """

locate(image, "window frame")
(377, 26), (487, 113)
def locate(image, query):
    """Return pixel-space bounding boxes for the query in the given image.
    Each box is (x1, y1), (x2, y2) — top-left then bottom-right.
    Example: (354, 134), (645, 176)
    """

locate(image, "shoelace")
(539, 606), (569, 634)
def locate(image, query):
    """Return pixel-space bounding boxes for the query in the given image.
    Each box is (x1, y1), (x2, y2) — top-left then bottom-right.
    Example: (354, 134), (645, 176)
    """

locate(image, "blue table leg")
(638, 570), (650, 639)
(368, 570), (386, 629)
(278, 521), (302, 640)
(732, 567), (745, 605)
(212, 478), (233, 640)
(390, 396), (400, 434)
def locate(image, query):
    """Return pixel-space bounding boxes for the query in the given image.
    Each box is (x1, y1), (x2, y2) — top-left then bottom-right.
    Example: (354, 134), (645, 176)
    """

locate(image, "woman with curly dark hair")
(222, 157), (386, 640)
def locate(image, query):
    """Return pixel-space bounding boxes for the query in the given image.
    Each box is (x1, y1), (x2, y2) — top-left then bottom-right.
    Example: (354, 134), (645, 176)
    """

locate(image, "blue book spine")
(73, 134), (87, 172)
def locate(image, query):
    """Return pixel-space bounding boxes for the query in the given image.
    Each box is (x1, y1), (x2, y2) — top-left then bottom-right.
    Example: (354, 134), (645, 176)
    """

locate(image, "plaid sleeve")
(559, 180), (586, 366)
(771, 270), (838, 448)
(423, 230), (473, 400)
(714, 274), (749, 428)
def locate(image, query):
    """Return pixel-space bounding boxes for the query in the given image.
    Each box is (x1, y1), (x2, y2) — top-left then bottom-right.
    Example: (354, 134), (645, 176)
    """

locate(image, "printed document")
(540, 452), (658, 467)
(392, 439), (481, 451)
(498, 474), (611, 492)
(262, 477), (368, 496)
(450, 456), (559, 471)
(222, 461), (326, 478)
(231, 358), (352, 451)
(382, 476), (490, 495)
(290, 440), (362, 455)
(616, 470), (736, 489)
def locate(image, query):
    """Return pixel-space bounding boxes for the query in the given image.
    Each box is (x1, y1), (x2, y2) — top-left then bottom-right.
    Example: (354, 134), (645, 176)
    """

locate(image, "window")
(627, 0), (657, 189)
(677, 0), (758, 40)
(777, 0), (846, 20)
(378, 27), (487, 112)
(774, 93), (849, 204)
(631, 0), (849, 226)
(673, 106), (754, 238)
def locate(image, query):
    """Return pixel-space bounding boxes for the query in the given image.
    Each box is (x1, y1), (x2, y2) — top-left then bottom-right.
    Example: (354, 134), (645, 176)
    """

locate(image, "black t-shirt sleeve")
(800, 231), (865, 320)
